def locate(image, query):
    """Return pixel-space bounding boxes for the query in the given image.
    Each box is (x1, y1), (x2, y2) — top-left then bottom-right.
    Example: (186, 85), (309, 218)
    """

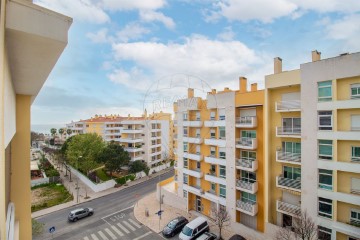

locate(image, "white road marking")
(101, 205), (134, 219)
(117, 222), (130, 234)
(98, 231), (109, 240)
(84, 237), (90, 240)
(91, 233), (99, 240)
(105, 228), (117, 240)
(111, 225), (124, 237)
(122, 220), (136, 231)
(128, 218), (142, 228)
(133, 231), (152, 240)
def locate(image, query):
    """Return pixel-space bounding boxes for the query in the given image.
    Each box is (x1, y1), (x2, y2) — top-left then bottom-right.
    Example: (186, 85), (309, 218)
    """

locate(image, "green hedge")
(115, 174), (136, 184)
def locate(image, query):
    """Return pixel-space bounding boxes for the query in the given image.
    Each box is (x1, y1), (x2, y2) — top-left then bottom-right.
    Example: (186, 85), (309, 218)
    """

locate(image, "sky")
(31, 0), (360, 129)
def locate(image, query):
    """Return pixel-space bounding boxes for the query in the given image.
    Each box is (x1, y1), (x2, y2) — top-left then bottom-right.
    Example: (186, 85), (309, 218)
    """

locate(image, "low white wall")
(31, 178), (49, 187)
(156, 184), (187, 212)
(67, 165), (116, 192)
(135, 163), (171, 179)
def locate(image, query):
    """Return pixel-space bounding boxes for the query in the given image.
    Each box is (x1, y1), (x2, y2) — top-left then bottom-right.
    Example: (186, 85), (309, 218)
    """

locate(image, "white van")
(179, 216), (209, 240)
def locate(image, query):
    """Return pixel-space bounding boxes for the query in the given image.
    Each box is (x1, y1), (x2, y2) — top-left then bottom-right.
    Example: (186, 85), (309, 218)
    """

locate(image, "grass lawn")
(31, 183), (73, 212)
(95, 168), (112, 181)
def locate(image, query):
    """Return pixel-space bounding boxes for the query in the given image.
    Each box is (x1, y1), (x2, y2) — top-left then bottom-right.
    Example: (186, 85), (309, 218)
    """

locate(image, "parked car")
(162, 216), (189, 238)
(196, 232), (218, 240)
(68, 208), (94, 222)
(228, 234), (247, 240)
(179, 216), (209, 240)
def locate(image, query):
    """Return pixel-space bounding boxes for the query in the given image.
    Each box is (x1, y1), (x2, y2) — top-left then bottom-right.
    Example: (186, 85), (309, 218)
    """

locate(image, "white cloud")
(34, 0), (110, 24)
(116, 23), (151, 42)
(139, 10), (176, 29)
(291, 0), (360, 13)
(217, 26), (235, 41)
(86, 28), (110, 43)
(100, 0), (166, 11)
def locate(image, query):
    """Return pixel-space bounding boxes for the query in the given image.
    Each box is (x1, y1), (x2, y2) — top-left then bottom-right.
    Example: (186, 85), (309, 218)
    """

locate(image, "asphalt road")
(34, 170), (174, 240)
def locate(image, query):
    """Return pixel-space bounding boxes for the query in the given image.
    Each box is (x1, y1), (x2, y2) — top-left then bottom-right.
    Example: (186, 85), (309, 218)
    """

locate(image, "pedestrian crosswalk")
(83, 219), (146, 240)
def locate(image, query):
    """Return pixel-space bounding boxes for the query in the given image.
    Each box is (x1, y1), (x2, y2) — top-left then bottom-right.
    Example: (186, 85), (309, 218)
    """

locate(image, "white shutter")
(219, 147), (226, 154)
(351, 178), (360, 194)
(351, 115), (360, 130)
(240, 108), (256, 117)
(196, 145), (200, 153)
(218, 108), (225, 116)
(210, 111), (215, 117)
(282, 92), (300, 101)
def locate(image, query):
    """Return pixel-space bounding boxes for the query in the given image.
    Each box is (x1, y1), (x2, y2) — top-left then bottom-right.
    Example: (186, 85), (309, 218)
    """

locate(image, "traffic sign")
(49, 226), (56, 233)
(156, 210), (164, 216)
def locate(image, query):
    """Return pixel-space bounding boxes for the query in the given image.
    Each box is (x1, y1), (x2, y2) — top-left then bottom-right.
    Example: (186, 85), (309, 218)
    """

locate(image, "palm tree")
(66, 128), (72, 137)
(50, 128), (57, 137)
(59, 128), (64, 136)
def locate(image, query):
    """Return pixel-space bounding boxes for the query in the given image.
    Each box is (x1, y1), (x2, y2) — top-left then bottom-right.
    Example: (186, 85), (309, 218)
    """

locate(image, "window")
(183, 158), (188, 168)
(318, 169), (333, 191)
(183, 113), (188, 121)
(219, 184), (226, 198)
(210, 111), (215, 120)
(351, 115), (360, 131)
(318, 197), (332, 219)
(283, 166), (301, 180)
(219, 166), (226, 178)
(219, 109), (225, 120)
(183, 143), (188, 153)
(318, 140), (333, 160)
(241, 130), (256, 139)
(195, 112), (200, 121)
(183, 128), (188, 137)
(282, 141), (301, 154)
(219, 126), (226, 139)
(352, 146), (360, 162)
(210, 129), (216, 138)
(241, 151), (256, 160)
(351, 83), (360, 99)
(241, 170), (256, 183)
(196, 129), (201, 137)
(211, 183), (216, 192)
(318, 226), (332, 240)
(241, 192), (256, 204)
(282, 117), (301, 133)
(351, 178), (360, 194)
(183, 174), (188, 184)
(318, 111), (333, 130)
(318, 81), (332, 102)
(183, 190), (188, 198)
(210, 147), (216, 156)
(350, 209), (360, 226)
(219, 151), (226, 159)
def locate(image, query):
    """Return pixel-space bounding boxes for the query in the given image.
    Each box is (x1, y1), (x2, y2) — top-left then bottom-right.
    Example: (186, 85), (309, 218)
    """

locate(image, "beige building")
(0, 0), (72, 239)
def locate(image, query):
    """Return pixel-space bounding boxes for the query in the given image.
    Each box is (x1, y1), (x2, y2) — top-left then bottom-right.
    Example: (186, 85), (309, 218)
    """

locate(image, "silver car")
(68, 208), (94, 222)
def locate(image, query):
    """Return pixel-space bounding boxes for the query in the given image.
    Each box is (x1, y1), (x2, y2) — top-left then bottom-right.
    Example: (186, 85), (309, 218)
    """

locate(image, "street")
(34, 170), (174, 240)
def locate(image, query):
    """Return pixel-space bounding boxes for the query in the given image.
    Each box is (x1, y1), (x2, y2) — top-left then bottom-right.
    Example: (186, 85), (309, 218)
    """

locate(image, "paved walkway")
(32, 151), (173, 218)
(134, 192), (234, 239)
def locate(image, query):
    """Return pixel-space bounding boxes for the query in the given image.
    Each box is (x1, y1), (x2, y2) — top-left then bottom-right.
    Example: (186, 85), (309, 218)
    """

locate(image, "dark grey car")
(68, 208), (94, 222)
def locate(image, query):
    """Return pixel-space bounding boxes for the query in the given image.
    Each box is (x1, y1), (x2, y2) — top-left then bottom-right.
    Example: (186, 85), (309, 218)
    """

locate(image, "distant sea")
(31, 124), (67, 134)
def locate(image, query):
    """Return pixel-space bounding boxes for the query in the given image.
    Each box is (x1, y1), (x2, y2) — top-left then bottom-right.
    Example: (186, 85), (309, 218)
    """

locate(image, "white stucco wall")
(4, 51), (16, 148)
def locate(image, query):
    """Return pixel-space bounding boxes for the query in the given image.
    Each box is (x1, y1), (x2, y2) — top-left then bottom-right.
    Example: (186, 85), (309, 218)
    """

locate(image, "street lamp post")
(76, 155), (82, 203)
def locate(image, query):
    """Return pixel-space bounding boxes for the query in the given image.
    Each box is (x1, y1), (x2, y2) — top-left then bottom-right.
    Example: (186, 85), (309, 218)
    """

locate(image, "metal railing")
(277, 200), (301, 217)
(236, 179), (257, 192)
(276, 127), (301, 135)
(276, 151), (301, 163)
(236, 200), (257, 214)
(236, 137), (256, 147)
(235, 116), (256, 125)
(236, 158), (256, 169)
(277, 176), (301, 190)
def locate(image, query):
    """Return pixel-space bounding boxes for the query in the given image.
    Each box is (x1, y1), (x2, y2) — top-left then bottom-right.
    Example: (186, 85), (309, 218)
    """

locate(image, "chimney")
(239, 77), (247, 93)
(312, 50), (321, 62)
(211, 89), (216, 94)
(251, 83), (257, 92)
(188, 88), (194, 98)
(274, 57), (282, 74)
(224, 87), (230, 91)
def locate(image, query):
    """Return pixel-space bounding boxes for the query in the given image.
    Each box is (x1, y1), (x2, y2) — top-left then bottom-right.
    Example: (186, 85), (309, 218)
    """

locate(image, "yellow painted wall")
(336, 76), (360, 100)
(11, 95), (32, 239)
(337, 109), (360, 131)
(336, 232), (352, 240)
(337, 140), (360, 163)
(265, 70), (301, 89)
(337, 171), (360, 194)
(337, 201), (360, 224)
(159, 176), (175, 186)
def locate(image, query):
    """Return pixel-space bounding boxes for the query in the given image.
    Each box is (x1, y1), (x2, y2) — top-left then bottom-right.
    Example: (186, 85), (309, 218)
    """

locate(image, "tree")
(50, 128), (57, 137)
(32, 219), (44, 237)
(58, 128), (65, 137)
(274, 211), (317, 240)
(66, 128), (72, 137)
(211, 206), (231, 240)
(98, 142), (130, 177)
(129, 160), (149, 177)
(66, 133), (105, 174)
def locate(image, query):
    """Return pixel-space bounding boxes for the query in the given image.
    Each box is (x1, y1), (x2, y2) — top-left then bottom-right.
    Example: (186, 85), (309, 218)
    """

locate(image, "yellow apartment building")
(0, 0), (72, 239)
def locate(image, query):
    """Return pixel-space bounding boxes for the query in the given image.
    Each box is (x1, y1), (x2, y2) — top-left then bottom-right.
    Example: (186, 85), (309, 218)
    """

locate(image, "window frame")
(350, 209), (360, 226)
(352, 146), (360, 162)
(318, 111), (333, 130)
(283, 166), (301, 180)
(219, 126), (226, 139)
(350, 83), (360, 99)
(241, 170), (256, 183)
(241, 151), (256, 160)
(183, 174), (188, 184)
(241, 192), (256, 204)
(183, 190), (188, 198)
(183, 158), (188, 168)
(219, 184), (226, 198)
(318, 140), (333, 160)
(219, 165), (226, 178)
(318, 169), (333, 191)
(318, 80), (332, 102)
(318, 197), (333, 219)
(318, 226), (332, 240)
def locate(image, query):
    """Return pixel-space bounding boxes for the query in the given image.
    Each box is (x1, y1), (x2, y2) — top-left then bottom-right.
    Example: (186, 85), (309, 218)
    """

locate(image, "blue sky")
(32, 0), (360, 127)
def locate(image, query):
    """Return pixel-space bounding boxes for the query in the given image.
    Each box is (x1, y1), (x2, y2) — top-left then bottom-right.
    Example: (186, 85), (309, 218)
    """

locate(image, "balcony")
(235, 158), (258, 172)
(204, 155), (226, 166)
(235, 116), (257, 128)
(122, 128), (143, 134)
(276, 200), (301, 218)
(276, 151), (301, 165)
(204, 119), (226, 127)
(276, 127), (301, 138)
(151, 128), (161, 132)
(183, 184), (203, 195)
(276, 176), (301, 192)
(183, 136), (203, 144)
(351, 156), (360, 163)
(204, 138), (226, 147)
(205, 173), (226, 185)
(276, 100), (301, 112)
(204, 190), (227, 205)
(183, 152), (203, 161)
(183, 120), (203, 127)
(183, 168), (203, 178)
(236, 180), (258, 194)
(236, 200), (258, 216)
(130, 155), (143, 161)
(235, 138), (257, 150)
(151, 143), (162, 149)
(124, 147), (143, 153)
(119, 138), (143, 143)
(104, 131), (121, 136)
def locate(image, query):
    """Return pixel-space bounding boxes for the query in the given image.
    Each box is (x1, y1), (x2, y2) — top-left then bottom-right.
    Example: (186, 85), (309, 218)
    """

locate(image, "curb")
(33, 168), (174, 219)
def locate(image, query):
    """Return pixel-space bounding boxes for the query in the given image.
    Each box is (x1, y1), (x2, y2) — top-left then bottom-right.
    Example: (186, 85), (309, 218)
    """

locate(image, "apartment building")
(66, 111), (173, 167)
(265, 51), (360, 240)
(0, 0), (72, 239)
(173, 79), (266, 238)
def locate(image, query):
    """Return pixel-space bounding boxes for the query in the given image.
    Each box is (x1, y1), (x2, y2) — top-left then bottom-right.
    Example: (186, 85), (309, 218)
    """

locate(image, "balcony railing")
(236, 158), (258, 172)
(276, 100), (301, 112)
(351, 156), (360, 163)
(235, 116), (257, 128)
(236, 179), (258, 194)
(276, 176), (301, 192)
(276, 151), (301, 165)
(276, 200), (301, 218)
(276, 127), (301, 137)
(235, 137), (257, 150)
(236, 200), (258, 216)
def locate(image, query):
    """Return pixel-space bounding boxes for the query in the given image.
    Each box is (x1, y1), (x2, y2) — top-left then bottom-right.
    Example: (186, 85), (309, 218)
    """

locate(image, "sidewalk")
(134, 192), (234, 239)
(32, 152), (173, 218)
